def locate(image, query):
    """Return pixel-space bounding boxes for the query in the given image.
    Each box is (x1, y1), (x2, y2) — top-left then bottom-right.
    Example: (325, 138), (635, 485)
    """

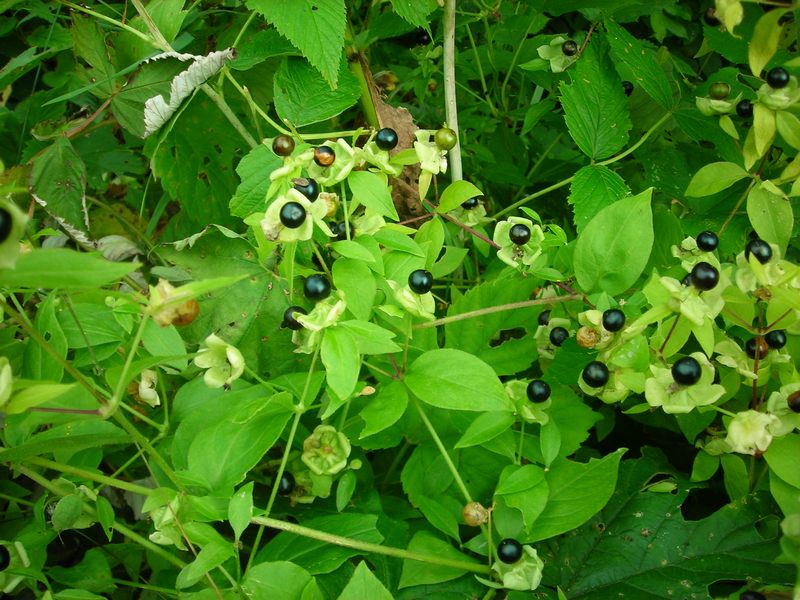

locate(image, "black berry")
(549, 326), (568, 347)
(0, 208), (12, 244)
(681, 273), (692, 287)
(434, 127), (457, 151)
(788, 390), (800, 413)
(696, 230), (719, 252)
(736, 100), (753, 119)
(765, 329), (787, 349)
(690, 262), (719, 291)
(602, 309), (626, 332)
(332, 221), (348, 241)
(304, 274), (331, 301)
(745, 238), (772, 264)
(277, 472), (295, 495)
(582, 361), (609, 388)
(408, 269), (434, 294)
(509, 223), (531, 245)
(622, 80), (634, 96)
(745, 337), (769, 360)
(375, 128), (399, 151)
(703, 7), (720, 26)
(538, 310), (551, 326)
(709, 82), (730, 100)
(461, 196), (480, 210)
(767, 67), (790, 89)
(314, 145), (336, 167)
(294, 178), (320, 201)
(527, 380), (551, 403)
(496, 538), (523, 564)
(0, 545), (9, 571)
(671, 357), (702, 385)
(281, 306), (307, 330)
(272, 135), (295, 157)
(562, 40), (578, 56)
(280, 202), (307, 229)
(739, 592), (766, 600)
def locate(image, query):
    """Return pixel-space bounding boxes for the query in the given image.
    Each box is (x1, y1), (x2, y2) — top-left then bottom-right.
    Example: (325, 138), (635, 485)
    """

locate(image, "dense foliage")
(1, 0), (799, 598)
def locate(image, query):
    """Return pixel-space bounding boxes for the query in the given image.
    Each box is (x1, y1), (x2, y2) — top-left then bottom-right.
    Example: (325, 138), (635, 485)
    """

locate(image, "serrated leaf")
(749, 9), (788, 77)
(30, 136), (89, 234)
(568, 165), (630, 232)
(605, 20), (673, 109)
(746, 182), (793, 253)
(247, 0), (346, 88)
(230, 145), (283, 217)
(684, 161), (749, 197)
(560, 38), (631, 159)
(437, 180), (483, 213)
(390, 0), (433, 29)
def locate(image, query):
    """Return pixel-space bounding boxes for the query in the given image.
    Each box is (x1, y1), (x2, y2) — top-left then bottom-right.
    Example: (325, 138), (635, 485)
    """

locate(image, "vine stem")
(413, 294), (580, 329)
(108, 314), (150, 416)
(24, 456), (155, 497)
(201, 84), (257, 149)
(443, 0), (463, 181)
(249, 515), (490, 575)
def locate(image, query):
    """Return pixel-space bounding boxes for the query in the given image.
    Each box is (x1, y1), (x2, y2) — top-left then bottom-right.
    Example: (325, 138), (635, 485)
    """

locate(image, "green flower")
(387, 279), (435, 321)
(671, 236), (721, 272)
(361, 140), (403, 177)
(0, 198), (29, 270)
(714, 338), (791, 382)
(413, 130), (448, 175)
(659, 275), (726, 327)
(491, 545), (544, 591)
(307, 139), (361, 186)
(451, 201), (490, 228)
(292, 292), (347, 353)
(715, 0), (743, 33)
(734, 244), (797, 293)
(577, 310), (616, 350)
(724, 409), (780, 455)
(696, 95), (740, 117)
(146, 492), (186, 549)
(537, 36), (577, 73)
(757, 77), (800, 111)
(533, 316), (571, 361)
(506, 380), (549, 425)
(579, 364), (645, 404)
(644, 352), (724, 414)
(766, 381), (800, 436)
(193, 334), (245, 389)
(0, 357), (12, 410)
(493, 217), (545, 271)
(260, 188), (334, 243)
(138, 369), (160, 408)
(352, 209), (386, 236)
(302, 425), (351, 476)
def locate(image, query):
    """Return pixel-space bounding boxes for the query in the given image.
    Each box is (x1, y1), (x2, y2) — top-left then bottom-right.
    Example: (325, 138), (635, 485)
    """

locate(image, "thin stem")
(414, 294), (580, 329)
(340, 181), (351, 239)
(719, 179), (757, 236)
(200, 84), (257, 149)
(112, 413), (184, 491)
(250, 516), (490, 575)
(225, 71), (291, 135)
(109, 315), (150, 416)
(59, 1), (160, 48)
(111, 580), (179, 596)
(24, 457), (155, 497)
(443, 0), (463, 181)
(658, 314), (681, 357)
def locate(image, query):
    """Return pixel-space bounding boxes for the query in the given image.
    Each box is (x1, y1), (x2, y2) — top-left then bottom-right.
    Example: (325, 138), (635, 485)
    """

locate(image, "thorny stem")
(414, 294), (580, 329)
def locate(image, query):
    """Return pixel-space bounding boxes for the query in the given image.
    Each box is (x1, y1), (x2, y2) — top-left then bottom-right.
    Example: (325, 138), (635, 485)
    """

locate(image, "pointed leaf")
(569, 165), (630, 232)
(685, 161), (749, 197)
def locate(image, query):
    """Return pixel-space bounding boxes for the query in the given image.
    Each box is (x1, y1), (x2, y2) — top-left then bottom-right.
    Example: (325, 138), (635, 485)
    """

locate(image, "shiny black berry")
(509, 224), (531, 245)
(549, 326), (568, 347)
(703, 7), (720, 26)
(696, 230), (719, 251)
(765, 329), (787, 349)
(277, 472), (295, 495)
(745, 238), (772, 264)
(294, 178), (320, 201)
(767, 67), (790, 89)
(582, 361), (609, 388)
(496, 538), (523, 564)
(690, 262), (719, 291)
(709, 82), (730, 100)
(736, 100), (753, 119)
(562, 40), (578, 56)
(408, 269), (434, 294)
(602, 309), (626, 332)
(332, 221), (348, 241)
(314, 145), (336, 167)
(671, 357), (702, 385)
(745, 337), (769, 360)
(0, 208), (12, 244)
(526, 380), (551, 403)
(272, 135), (295, 157)
(279, 202), (307, 228)
(538, 310), (551, 326)
(304, 274), (331, 301)
(375, 128), (399, 151)
(282, 306), (307, 330)
(0, 545), (8, 571)
(622, 80), (634, 96)
(739, 592), (766, 600)
(461, 196), (480, 210)
(788, 390), (800, 413)
(434, 127), (458, 151)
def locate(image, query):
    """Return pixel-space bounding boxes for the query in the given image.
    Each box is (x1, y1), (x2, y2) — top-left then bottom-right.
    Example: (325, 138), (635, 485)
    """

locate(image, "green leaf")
(390, 0), (433, 29)
(0, 249), (138, 290)
(437, 180), (483, 214)
(337, 561), (393, 600)
(141, 319), (187, 372)
(176, 540), (234, 589)
(242, 561), (318, 600)
(348, 171), (399, 221)
(754, 103), (777, 156)
(405, 349), (514, 412)
(5, 383), (75, 415)
(560, 38), (631, 159)
(0, 420), (130, 463)
(527, 449), (626, 541)
(336, 470), (357, 512)
(230, 144), (283, 218)
(338, 320), (400, 355)
(540, 420), (561, 468)
(605, 20), (673, 109)
(776, 110), (800, 150)
(330, 240), (376, 263)
(373, 229), (425, 256)
(495, 464), (549, 530)
(685, 161), (749, 197)
(71, 15), (117, 98)
(415, 217), (445, 268)
(690, 451), (719, 482)
(568, 165), (630, 233)
(95, 496), (115, 542)
(333, 258), (376, 321)
(359, 380), (408, 438)
(749, 9), (788, 77)
(574, 189), (654, 296)
(49, 549), (114, 593)
(765, 435), (800, 489)
(321, 327), (361, 400)
(186, 392), (293, 491)
(455, 412), (516, 449)
(52, 494), (84, 531)
(22, 294), (67, 381)
(721, 453), (749, 500)
(398, 531), (480, 588)
(273, 56), (359, 126)
(746, 182), (793, 252)
(249, 0), (345, 87)
(30, 136), (88, 234)
(228, 482), (254, 541)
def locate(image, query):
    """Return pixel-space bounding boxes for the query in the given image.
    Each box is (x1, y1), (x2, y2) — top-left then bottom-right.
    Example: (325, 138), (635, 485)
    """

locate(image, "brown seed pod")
(788, 390), (800, 413)
(462, 501), (490, 526)
(314, 145), (336, 167)
(173, 299), (200, 326)
(576, 326), (598, 349)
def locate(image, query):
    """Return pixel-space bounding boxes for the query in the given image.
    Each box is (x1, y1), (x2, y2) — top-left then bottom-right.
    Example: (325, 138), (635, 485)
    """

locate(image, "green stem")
(349, 56), (380, 130)
(225, 71), (291, 135)
(443, 0), (463, 182)
(201, 84), (257, 149)
(59, 1), (160, 48)
(109, 314), (150, 417)
(250, 516), (490, 575)
(340, 181), (351, 239)
(414, 294), (580, 329)
(24, 457), (155, 497)
(111, 580), (179, 596)
(112, 412), (184, 491)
